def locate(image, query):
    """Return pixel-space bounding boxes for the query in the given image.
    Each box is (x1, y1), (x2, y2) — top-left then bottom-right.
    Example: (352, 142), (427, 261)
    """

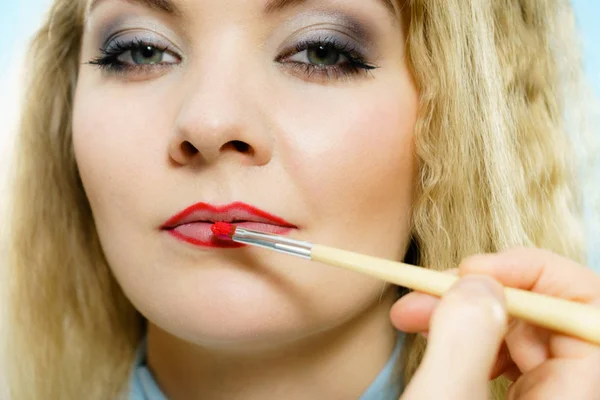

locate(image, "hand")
(391, 248), (600, 399)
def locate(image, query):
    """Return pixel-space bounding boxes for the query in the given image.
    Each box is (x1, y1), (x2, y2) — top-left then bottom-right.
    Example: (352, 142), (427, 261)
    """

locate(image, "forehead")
(86, 0), (397, 18)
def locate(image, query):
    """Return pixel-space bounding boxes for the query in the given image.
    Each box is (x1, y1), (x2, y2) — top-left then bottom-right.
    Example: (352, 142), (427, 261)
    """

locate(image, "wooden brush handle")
(311, 244), (600, 345)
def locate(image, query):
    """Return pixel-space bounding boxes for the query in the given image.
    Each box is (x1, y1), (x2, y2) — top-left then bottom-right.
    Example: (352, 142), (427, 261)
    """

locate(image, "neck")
(146, 290), (399, 400)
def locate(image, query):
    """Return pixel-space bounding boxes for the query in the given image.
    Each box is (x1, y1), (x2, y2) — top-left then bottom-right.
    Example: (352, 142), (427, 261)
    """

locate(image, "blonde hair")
(3, 0), (593, 398)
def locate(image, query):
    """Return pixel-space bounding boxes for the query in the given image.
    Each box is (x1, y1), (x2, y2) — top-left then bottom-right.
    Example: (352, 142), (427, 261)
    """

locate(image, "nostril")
(181, 141), (199, 157)
(230, 140), (251, 154)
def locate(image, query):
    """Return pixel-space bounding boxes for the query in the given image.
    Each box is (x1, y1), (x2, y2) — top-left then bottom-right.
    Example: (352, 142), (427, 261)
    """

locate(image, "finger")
(461, 248), (600, 358)
(402, 276), (508, 399)
(459, 247), (600, 303)
(390, 269), (457, 332)
(507, 358), (600, 400)
(390, 292), (439, 332)
(504, 320), (550, 373)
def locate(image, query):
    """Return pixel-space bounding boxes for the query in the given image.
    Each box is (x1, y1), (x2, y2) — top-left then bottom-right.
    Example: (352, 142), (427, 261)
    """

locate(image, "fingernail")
(451, 276), (507, 326)
(453, 276), (504, 302)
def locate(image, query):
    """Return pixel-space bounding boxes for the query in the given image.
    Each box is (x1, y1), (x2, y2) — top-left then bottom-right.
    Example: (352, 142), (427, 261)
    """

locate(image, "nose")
(169, 57), (273, 167)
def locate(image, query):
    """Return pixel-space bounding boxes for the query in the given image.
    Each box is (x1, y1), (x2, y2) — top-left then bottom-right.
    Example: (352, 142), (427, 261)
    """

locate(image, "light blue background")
(1, 1), (598, 267)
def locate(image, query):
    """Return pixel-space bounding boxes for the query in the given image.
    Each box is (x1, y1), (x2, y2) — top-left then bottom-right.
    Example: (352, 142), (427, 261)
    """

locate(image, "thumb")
(402, 276), (508, 400)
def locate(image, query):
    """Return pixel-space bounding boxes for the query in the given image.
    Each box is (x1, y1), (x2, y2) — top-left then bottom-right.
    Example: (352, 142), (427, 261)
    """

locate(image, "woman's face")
(74, 0), (418, 347)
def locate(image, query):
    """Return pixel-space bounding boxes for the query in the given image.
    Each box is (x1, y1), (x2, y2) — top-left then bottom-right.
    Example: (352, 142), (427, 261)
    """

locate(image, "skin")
(74, 0), (417, 398)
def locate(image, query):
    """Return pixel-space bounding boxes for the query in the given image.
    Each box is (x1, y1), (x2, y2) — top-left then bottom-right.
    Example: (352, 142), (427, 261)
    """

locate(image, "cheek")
(276, 78), (418, 256)
(72, 80), (171, 226)
(71, 79), (178, 289)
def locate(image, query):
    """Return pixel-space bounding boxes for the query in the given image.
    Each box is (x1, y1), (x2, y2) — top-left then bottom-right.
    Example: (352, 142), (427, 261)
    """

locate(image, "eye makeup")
(271, 11), (381, 82)
(88, 31), (182, 77)
(275, 33), (378, 81)
(290, 11), (376, 44)
(85, 6), (384, 83)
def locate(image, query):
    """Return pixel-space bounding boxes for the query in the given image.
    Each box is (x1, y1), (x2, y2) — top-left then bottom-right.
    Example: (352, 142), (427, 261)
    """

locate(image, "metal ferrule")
(232, 227), (313, 259)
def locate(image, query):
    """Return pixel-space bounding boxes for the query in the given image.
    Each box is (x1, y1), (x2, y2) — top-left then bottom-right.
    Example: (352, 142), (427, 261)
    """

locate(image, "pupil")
(316, 46), (329, 59)
(141, 46), (155, 58)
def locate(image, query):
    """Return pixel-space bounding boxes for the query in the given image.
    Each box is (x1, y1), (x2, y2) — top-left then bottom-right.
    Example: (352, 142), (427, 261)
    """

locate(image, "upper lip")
(161, 202), (296, 229)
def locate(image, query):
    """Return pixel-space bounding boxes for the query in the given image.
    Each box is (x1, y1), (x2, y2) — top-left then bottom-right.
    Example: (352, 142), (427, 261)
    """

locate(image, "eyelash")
(276, 37), (378, 80)
(88, 38), (177, 75)
(88, 36), (378, 81)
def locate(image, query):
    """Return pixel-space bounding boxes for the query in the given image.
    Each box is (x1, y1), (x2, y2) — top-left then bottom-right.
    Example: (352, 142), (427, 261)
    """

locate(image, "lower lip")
(165, 222), (293, 248)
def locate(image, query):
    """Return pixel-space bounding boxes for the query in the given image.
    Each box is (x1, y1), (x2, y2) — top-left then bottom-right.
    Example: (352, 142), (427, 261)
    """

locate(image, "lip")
(161, 202), (296, 248)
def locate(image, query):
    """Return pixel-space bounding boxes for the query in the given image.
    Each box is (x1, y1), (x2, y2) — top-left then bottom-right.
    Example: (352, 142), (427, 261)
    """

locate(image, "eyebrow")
(89, 0), (395, 17)
(88, 0), (180, 15)
(265, 0), (396, 14)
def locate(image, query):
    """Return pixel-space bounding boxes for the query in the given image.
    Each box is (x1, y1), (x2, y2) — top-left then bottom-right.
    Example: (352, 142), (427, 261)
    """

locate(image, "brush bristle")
(211, 222), (236, 239)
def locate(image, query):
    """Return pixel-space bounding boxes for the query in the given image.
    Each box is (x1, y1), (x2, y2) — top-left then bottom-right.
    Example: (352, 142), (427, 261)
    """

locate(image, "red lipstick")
(161, 202), (295, 248)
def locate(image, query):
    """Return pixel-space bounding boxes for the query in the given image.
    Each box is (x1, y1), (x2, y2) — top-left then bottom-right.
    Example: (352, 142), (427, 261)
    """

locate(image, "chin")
(153, 307), (327, 353)
(139, 275), (329, 351)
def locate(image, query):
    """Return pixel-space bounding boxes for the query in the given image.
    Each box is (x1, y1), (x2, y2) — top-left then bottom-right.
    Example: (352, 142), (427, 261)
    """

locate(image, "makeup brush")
(211, 222), (600, 345)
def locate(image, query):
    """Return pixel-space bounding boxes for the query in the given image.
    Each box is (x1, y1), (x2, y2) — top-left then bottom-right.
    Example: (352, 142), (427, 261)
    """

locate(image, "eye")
(288, 44), (348, 66)
(276, 37), (378, 82)
(88, 37), (182, 77)
(120, 44), (178, 66)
